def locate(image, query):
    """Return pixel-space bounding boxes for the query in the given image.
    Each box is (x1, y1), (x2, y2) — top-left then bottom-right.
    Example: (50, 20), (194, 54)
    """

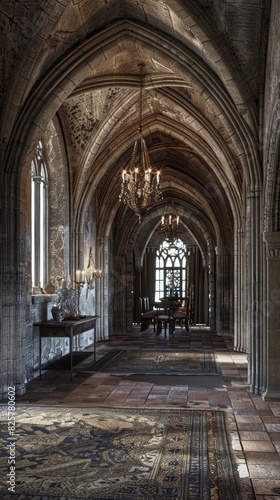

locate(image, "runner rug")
(85, 349), (220, 374)
(0, 406), (241, 499)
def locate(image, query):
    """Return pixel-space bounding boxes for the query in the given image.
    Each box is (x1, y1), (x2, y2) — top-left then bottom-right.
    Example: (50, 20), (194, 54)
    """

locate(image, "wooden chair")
(156, 312), (175, 336)
(140, 297), (158, 332)
(172, 298), (189, 331)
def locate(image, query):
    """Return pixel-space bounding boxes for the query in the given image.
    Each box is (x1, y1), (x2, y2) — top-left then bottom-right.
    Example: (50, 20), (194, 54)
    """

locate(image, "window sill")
(32, 294), (57, 304)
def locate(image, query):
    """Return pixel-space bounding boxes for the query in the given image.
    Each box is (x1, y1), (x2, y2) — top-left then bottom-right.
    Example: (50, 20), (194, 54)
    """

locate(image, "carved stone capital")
(263, 232), (280, 259)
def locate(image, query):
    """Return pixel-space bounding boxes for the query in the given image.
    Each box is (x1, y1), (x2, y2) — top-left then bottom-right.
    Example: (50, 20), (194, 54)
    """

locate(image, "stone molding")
(32, 294), (57, 304)
(263, 390), (280, 401)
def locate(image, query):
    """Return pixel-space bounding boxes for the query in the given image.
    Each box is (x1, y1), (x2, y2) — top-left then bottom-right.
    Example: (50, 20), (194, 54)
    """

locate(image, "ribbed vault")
(9, 15), (260, 334)
(1, 0), (276, 401)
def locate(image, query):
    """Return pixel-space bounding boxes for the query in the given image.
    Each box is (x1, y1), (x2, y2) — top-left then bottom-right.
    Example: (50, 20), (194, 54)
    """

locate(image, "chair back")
(145, 296), (150, 312)
(139, 297), (145, 314)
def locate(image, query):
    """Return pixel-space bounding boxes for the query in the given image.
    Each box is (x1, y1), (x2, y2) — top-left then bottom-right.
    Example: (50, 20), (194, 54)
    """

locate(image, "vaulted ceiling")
(1, 0), (270, 260)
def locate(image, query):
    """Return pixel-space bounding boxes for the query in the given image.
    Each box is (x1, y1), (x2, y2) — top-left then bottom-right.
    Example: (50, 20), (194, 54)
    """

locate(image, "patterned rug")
(85, 349), (220, 374)
(0, 406), (241, 499)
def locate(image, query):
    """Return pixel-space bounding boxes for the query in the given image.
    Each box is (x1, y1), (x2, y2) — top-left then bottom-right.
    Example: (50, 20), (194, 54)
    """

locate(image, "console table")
(34, 316), (99, 380)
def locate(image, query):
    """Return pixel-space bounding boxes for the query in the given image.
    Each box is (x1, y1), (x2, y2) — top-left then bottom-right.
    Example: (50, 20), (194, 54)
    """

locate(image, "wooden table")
(159, 297), (189, 331)
(160, 296), (182, 313)
(34, 316), (99, 379)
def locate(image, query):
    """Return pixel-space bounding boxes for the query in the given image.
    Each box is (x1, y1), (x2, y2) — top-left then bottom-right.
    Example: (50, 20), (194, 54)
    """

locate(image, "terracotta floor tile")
(274, 443), (280, 454)
(268, 432), (280, 441)
(242, 441), (276, 453)
(262, 416), (280, 424)
(244, 451), (280, 464)
(251, 479), (280, 496)
(265, 423), (280, 432)
(248, 464), (280, 480)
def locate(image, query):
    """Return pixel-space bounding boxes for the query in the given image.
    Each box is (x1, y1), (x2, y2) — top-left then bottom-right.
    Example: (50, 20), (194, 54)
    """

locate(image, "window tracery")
(155, 239), (187, 301)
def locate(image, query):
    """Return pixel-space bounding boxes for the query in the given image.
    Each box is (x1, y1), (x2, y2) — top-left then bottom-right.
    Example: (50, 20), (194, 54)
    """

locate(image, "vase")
(43, 281), (56, 294)
(51, 305), (64, 322)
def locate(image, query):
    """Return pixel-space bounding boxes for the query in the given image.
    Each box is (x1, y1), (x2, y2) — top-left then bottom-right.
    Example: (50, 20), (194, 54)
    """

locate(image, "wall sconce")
(93, 269), (103, 278)
(86, 268), (103, 288)
(75, 269), (85, 317)
(86, 246), (103, 289)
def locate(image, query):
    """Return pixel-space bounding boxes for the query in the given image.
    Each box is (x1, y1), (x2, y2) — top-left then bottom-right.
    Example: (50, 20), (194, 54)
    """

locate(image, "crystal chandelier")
(160, 202), (180, 241)
(119, 63), (162, 223)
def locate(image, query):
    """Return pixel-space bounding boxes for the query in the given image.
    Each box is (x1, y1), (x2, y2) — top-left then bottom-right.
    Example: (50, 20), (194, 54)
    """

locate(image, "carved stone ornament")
(263, 232), (280, 259)
(268, 247), (280, 258)
(86, 246), (96, 289)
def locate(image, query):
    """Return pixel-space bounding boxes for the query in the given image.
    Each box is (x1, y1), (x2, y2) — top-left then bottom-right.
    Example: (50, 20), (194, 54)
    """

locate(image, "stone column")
(247, 187), (263, 394)
(215, 245), (232, 335)
(0, 201), (27, 399)
(126, 248), (133, 333)
(208, 248), (216, 331)
(114, 253), (128, 334)
(234, 228), (246, 351)
(263, 232), (280, 400)
(99, 236), (108, 341)
(215, 246), (223, 334)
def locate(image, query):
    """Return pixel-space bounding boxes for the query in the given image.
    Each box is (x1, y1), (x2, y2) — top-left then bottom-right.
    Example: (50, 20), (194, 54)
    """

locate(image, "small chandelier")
(160, 202), (180, 241)
(119, 63), (162, 223)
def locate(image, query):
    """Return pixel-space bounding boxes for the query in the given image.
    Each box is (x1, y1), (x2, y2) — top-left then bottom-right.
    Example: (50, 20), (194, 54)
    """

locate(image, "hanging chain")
(138, 63), (145, 135)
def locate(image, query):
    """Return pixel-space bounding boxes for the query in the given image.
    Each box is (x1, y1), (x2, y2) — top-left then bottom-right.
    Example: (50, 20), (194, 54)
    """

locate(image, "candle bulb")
(157, 170), (160, 183)
(76, 269), (85, 284)
(76, 269), (81, 283)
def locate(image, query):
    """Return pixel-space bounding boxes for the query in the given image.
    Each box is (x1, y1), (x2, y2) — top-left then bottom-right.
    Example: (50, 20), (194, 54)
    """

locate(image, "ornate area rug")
(85, 349), (220, 374)
(0, 406), (241, 499)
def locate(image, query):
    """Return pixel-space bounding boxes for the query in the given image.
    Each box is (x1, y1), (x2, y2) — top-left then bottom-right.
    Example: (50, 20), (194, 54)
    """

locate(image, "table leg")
(94, 326), (96, 360)
(70, 327), (73, 380)
(39, 330), (42, 380)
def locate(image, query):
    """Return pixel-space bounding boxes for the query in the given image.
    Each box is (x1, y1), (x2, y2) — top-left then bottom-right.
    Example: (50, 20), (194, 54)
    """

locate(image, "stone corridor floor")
(14, 325), (280, 499)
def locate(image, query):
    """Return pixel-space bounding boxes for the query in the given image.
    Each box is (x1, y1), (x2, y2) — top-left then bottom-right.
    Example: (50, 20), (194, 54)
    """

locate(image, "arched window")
(31, 141), (48, 289)
(155, 239), (187, 301)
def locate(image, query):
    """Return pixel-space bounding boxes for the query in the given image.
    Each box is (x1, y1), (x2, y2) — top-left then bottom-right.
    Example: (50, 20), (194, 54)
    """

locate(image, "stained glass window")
(155, 239), (187, 301)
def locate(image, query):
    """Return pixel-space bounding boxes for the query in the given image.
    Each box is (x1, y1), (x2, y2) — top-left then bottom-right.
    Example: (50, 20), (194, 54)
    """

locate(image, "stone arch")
(0, 17), (262, 397)
(264, 99), (280, 232)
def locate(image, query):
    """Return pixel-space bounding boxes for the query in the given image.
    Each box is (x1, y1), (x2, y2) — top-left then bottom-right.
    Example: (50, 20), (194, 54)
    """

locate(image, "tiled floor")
(16, 325), (280, 499)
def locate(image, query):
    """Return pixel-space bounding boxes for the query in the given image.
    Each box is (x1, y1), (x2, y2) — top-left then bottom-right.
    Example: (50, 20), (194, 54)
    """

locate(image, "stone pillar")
(208, 248), (216, 331)
(215, 247), (223, 334)
(215, 245), (232, 335)
(263, 232), (280, 400)
(126, 248), (133, 333)
(99, 236), (108, 341)
(0, 202), (27, 399)
(114, 253), (128, 334)
(234, 228), (246, 351)
(247, 187), (263, 394)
